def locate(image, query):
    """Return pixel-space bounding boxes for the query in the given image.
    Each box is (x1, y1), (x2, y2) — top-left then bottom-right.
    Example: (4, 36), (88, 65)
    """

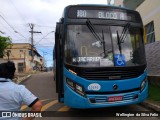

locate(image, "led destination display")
(68, 7), (138, 21)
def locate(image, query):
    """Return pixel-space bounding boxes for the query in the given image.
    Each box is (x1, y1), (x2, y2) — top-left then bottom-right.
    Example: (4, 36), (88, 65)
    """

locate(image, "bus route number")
(77, 10), (86, 18)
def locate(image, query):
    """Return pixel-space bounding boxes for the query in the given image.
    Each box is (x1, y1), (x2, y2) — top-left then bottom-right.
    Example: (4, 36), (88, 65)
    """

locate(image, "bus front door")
(55, 22), (64, 102)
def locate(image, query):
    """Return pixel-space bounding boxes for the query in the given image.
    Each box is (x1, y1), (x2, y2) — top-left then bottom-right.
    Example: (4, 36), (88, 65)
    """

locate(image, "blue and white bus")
(54, 4), (148, 108)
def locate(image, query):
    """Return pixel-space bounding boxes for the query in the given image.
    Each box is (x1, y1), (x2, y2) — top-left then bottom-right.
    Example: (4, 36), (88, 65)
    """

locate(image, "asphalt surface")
(20, 72), (160, 120)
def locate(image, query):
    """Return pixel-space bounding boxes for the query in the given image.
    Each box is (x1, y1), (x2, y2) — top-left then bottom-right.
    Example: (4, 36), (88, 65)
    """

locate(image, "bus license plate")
(108, 96), (123, 102)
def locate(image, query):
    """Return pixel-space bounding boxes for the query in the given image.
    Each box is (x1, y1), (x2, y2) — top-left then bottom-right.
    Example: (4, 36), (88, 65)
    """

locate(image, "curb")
(16, 75), (31, 84)
(140, 100), (160, 112)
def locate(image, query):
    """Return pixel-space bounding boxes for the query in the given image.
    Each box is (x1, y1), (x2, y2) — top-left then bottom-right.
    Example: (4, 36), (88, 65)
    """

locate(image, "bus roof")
(66, 4), (134, 11)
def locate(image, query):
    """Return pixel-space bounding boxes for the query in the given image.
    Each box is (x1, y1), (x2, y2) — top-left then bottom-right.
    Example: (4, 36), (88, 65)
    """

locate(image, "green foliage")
(148, 84), (160, 101)
(0, 36), (12, 58)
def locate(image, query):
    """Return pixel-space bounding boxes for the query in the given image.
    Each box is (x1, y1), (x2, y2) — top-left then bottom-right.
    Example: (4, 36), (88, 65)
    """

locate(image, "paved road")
(21, 72), (160, 120)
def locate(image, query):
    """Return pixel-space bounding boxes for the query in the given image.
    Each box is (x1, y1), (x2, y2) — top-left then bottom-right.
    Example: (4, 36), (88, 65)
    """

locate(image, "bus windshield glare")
(65, 24), (146, 67)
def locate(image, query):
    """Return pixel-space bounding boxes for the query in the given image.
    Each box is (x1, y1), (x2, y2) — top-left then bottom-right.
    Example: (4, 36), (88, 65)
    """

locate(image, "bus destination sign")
(76, 10), (130, 20)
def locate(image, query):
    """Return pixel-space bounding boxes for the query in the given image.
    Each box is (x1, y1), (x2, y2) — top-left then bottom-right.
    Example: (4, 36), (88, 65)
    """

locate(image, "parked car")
(33, 66), (40, 71)
(43, 67), (48, 72)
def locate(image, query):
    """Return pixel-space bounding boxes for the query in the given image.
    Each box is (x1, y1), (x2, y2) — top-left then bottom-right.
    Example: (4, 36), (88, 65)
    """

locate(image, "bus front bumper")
(64, 83), (148, 109)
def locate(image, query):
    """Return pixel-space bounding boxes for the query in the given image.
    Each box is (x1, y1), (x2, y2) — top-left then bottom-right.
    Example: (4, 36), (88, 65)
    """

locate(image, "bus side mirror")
(55, 22), (63, 40)
(60, 18), (64, 23)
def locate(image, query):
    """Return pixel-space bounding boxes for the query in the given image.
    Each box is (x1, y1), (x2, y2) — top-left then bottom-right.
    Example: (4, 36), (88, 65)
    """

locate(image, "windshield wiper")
(86, 19), (111, 57)
(102, 30), (106, 56)
(117, 23), (130, 54)
(117, 31), (122, 54)
(120, 23), (130, 42)
(86, 19), (102, 43)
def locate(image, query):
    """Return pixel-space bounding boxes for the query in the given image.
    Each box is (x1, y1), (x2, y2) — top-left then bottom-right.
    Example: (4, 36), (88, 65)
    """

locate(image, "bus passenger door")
(55, 22), (64, 102)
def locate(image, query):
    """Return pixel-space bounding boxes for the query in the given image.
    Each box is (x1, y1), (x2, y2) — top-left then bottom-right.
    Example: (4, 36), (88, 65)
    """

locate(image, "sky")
(0, 0), (114, 67)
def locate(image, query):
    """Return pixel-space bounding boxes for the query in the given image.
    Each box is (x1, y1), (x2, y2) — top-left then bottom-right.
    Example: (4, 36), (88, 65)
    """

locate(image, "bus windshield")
(65, 25), (146, 67)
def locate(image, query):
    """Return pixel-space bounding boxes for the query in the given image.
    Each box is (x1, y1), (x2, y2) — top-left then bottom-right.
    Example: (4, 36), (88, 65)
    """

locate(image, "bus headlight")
(75, 84), (85, 96)
(66, 78), (74, 89)
(140, 77), (147, 92)
(66, 78), (85, 97)
(76, 84), (83, 92)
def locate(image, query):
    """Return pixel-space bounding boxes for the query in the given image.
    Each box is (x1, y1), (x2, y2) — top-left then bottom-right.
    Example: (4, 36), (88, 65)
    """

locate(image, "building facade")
(3, 43), (44, 73)
(114, 0), (160, 44)
(114, 0), (123, 7)
(114, 0), (160, 75)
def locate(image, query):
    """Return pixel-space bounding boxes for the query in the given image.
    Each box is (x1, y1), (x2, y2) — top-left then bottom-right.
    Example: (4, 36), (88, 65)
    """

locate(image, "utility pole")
(29, 23), (41, 67)
(29, 23), (34, 64)
(24, 51), (26, 72)
(6, 50), (10, 61)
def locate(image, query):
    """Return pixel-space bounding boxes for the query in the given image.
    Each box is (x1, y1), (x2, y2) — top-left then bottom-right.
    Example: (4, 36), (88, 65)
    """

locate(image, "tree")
(0, 36), (12, 58)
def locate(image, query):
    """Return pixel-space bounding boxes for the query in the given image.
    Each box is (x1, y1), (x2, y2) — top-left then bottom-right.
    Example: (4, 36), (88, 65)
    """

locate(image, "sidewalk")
(13, 73), (31, 84)
(13, 71), (41, 84)
(141, 100), (160, 112)
(14, 74), (160, 112)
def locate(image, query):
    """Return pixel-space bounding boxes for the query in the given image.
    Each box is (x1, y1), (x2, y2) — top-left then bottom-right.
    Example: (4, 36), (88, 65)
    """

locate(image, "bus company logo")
(88, 83), (101, 91)
(113, 84), (118, 91)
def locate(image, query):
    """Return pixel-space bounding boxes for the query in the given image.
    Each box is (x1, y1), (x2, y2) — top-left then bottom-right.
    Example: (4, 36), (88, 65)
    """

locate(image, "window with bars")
(144, 21), (155, 44)
(18, 63), (24, 72)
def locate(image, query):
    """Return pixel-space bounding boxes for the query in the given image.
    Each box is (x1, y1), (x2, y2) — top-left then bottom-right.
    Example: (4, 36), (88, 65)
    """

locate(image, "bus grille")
(79, 67), (145, 80)
(88, 92), (138, 103)
(65, 64), (146, 80)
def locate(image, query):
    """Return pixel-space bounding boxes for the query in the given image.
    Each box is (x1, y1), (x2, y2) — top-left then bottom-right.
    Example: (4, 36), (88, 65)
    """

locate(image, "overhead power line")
(0, 19), (22, 40)
(36, 45), (54, 47)
(0, 14), (27, 39)
(9, 0), (27, 24)
(34, 31), (54, 46)
(35, 25), (55, 28)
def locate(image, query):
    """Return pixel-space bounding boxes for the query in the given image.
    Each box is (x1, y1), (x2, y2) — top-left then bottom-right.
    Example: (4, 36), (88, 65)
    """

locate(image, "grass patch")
(148, 84), (160, 102)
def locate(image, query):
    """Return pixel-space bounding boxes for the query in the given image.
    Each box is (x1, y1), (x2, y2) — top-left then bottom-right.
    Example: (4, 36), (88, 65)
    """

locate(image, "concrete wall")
(114, 0), (124, 7)
(136, 0), (160, 41)
(145, 41), (160, 86)
(145, 41), (160, 76)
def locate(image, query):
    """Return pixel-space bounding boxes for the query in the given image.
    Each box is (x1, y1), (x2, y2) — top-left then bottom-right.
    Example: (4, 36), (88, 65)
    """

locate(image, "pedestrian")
(0, 61), (42, 120)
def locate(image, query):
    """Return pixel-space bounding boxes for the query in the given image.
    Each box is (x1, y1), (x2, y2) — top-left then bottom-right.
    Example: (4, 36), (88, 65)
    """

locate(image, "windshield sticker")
(88, 83), (101, 91)
(114, 54), (126, 66)
(100, 58), (113, 66)
(72, 57), (102, 63)
(92, 41), (102, 48)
